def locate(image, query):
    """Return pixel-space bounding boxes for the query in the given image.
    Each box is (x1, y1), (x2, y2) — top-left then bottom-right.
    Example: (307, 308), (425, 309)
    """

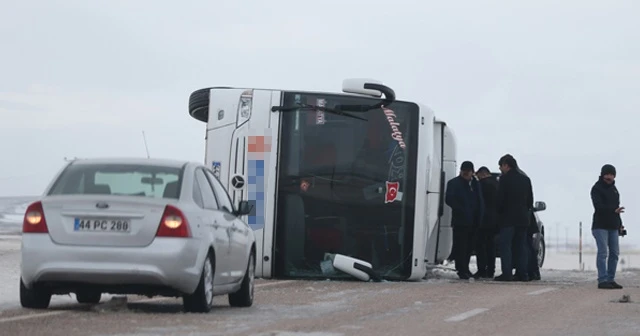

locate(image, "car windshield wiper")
(271, 103), (367, 121)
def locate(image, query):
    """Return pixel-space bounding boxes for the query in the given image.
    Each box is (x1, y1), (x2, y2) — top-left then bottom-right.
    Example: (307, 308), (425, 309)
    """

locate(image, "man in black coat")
(515, 168), (542, 281)
(474, 166), (498, 279)
(494, 154), (533, 282)
(445, 161), (485, 280)
(591, 164), (625, 289)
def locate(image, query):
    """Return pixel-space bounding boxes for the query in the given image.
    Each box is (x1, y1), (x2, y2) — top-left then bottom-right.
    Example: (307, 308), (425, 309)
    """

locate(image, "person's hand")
(616, 206), (625, 214)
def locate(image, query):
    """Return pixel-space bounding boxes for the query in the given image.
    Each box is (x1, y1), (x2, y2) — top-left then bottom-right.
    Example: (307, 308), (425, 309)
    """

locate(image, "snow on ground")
(0, 196), (96, 309)
(0, 196), (37, 235)
(545, 248), (639, 272)
(0, 237), (23, 309)
(0, 236), (114, 310)
(1, 195), (639, 310)
(1, 233), (638, 310)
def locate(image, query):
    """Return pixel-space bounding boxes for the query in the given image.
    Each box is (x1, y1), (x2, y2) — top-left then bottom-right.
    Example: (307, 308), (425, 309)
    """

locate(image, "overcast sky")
(1, 0), (639, 245)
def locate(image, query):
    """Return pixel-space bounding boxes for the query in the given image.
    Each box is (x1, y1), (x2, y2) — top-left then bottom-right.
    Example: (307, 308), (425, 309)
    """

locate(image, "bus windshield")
(274, 92), (419, 280)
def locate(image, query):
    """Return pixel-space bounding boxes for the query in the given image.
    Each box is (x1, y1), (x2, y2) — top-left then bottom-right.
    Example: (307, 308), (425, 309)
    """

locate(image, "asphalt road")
(1, 267), (639, 336)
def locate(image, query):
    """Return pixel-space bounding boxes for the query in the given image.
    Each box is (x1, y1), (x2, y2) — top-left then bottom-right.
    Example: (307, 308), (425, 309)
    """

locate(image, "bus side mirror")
(342, 78), (383, 97)
(534, 201), (546, 212)
(342, 78), (396, 104)
(235, 201), (253, 216)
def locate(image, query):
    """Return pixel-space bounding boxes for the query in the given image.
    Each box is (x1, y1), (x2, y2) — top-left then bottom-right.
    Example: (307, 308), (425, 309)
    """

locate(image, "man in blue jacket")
(445, 161), (485, 280)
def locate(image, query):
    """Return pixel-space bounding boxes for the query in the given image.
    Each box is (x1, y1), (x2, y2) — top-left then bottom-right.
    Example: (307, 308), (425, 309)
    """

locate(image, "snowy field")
(0, 196), (37, 235)
(1, 196), (639, 310)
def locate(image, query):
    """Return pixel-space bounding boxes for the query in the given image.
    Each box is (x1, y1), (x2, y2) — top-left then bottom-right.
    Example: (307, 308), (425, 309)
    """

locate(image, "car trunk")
(42, 195), (168, 247)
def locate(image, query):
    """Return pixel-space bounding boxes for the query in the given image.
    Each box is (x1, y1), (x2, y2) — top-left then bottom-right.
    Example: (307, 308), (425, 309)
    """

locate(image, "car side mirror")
(534, 201), (546, 212)
(235, 200), (253, 216)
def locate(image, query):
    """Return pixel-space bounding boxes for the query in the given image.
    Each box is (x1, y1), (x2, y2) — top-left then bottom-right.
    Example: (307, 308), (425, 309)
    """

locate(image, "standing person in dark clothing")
(514, 168), (542, 281)
(525, 208), (542, 280)
(474, 166), (498, 279)
(494, 154), (533, 282)
(591, 164), (625, 289)
(445, 161), (485, 280)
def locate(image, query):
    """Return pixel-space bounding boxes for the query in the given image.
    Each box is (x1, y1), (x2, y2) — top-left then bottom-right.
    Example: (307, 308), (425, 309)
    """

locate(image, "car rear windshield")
(48, 163), (183, 199)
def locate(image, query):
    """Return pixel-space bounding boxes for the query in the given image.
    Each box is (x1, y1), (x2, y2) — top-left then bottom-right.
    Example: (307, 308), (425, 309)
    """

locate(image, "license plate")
(74, 218), (131, 233)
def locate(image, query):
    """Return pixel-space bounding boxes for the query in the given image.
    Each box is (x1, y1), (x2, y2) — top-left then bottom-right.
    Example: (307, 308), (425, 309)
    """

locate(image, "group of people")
(444, 155), (627, 289)
(444, 154), (540, 281)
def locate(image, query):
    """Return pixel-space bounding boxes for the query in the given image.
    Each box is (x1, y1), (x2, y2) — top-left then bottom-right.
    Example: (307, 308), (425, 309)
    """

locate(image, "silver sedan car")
(20, 158), (256, 313)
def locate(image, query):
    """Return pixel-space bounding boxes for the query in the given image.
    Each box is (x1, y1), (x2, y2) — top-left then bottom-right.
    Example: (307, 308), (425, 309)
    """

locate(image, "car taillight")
(22, 201), (48, 234)
(156, 205), (191, 238)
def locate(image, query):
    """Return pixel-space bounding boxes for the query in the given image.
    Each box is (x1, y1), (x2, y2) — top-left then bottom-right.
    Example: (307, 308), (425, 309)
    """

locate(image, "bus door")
(227, 89), (281, 278)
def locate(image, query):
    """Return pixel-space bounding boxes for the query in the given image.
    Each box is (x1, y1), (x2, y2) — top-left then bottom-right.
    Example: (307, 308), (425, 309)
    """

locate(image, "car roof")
(68, 157), (197, 169)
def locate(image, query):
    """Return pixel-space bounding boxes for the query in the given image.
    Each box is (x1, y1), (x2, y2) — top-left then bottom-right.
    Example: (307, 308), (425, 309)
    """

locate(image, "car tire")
(183, 253), (215, 313)
(228, 252), (255, 308)
(76, 291), (102, 304)
(538, 237), (546, 268)
(20, 279), (51, 309)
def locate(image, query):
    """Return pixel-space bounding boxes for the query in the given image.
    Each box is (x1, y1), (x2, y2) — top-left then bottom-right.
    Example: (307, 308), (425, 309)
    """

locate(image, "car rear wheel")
(20, 279), (51, 309)
(183, 253), (215, 313)
(76, 291), (102, 304)
(538, 237), (546, 268)
(228, 252), (255, 308)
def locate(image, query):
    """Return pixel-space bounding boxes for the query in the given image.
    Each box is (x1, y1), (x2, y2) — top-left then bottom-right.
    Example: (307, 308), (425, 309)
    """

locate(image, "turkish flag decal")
(385, 181), (399, 203)
(300, 180), (310, 192)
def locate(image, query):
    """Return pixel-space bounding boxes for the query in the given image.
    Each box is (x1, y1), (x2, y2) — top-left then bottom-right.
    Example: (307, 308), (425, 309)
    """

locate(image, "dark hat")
(601, 164), (616, 176)
(460, 161), (474, 172)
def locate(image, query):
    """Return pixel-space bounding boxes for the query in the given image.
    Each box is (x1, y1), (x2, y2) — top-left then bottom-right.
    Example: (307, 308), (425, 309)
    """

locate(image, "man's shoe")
(513, 275), (530, 282)
(530, 273), (541, 281)
(458, 272), (470, 280)
(473, 272), (487, 279)
(598, 282), (615, 289)
(610, 281), (623, 289)
(482, 273), (495, 279)
(493, 274), (512, 282)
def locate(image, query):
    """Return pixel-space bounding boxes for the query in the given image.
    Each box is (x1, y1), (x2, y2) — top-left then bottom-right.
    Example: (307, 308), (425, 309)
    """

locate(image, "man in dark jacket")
(474, 166), (498, 279)
(515, 168), (542, 281)
(494, 154), (533, 282)
(591, 164), (625, 289)
(445, 161), (485, 279)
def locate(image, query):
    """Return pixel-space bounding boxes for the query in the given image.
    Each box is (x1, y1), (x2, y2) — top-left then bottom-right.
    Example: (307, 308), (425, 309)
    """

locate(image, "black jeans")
(499, 226), (528, 279)
(526, 233), (540, 277)
(475, 228), (497, 276)
(453, 226), (474, 274)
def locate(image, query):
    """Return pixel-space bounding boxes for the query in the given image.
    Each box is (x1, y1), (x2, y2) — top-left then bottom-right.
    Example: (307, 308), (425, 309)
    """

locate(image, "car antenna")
(142, 130), (151, 158)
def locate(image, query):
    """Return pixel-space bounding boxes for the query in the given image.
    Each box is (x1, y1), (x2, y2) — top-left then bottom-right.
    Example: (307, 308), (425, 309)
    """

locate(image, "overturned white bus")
(187, 79), (458, 281)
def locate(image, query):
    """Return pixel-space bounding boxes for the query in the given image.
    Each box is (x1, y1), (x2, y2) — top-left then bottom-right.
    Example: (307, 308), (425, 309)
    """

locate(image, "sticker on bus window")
(385, 181), (399, 203)
(300, 179), (310, 192)
(316, 98), (326, 125)
(382, 107), (406, 149)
